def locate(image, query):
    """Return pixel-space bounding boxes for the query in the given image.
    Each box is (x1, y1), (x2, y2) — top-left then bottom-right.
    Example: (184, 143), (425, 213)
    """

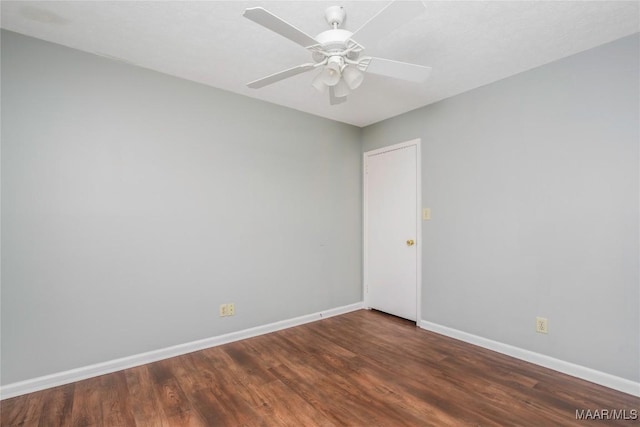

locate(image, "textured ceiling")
(2, 1), (638, 127)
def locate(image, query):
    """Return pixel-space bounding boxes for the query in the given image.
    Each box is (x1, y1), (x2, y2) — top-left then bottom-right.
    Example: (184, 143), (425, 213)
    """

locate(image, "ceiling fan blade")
(351, 1), (427, 50)
(361, 57), (431, 83)
(243, 7), (318, 48)
(329, 87), (347, 105)
(247, 63), (316, 89)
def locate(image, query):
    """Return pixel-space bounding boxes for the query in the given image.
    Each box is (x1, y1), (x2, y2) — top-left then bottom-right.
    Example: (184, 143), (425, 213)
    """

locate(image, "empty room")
(1, 1), (639, 425)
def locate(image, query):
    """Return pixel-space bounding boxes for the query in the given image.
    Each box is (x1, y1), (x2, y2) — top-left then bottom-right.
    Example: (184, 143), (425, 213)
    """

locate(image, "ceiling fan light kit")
(243, 1), (432, 105)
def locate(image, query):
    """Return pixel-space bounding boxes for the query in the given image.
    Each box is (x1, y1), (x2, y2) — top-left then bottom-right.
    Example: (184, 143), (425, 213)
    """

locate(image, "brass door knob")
(406, 239), (415, 246)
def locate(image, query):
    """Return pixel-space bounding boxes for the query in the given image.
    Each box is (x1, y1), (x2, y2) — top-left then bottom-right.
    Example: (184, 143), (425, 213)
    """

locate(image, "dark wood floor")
(2, 310), (638, 426)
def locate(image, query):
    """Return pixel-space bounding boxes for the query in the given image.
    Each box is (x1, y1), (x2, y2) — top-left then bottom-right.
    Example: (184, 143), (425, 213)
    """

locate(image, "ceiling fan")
(243, 1), (432, 105)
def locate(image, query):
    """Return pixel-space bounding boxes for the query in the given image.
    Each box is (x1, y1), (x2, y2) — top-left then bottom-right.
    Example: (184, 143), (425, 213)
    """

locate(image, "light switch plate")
(423, 208), (431, 220)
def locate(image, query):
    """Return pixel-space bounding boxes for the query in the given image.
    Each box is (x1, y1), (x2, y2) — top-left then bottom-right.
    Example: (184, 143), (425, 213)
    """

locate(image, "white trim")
(363, 139), (422, 323)
(364, 139), (420, 157)
(362, 151), (368, 309)
(415, 141), (422, 324)
(0, 302), (364, 400)
(419, 320), (640, 397)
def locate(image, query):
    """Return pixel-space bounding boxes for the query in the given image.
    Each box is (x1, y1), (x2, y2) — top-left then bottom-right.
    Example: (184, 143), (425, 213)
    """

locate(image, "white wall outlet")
(536, 317), (548, 334)
(220, 304), (228, 317)
(423, 208), (431, 220)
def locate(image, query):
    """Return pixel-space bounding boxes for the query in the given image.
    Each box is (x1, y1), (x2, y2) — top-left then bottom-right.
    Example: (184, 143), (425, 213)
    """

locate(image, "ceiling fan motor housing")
(315, 29), (352, 51)
(313, 29), (360, 63)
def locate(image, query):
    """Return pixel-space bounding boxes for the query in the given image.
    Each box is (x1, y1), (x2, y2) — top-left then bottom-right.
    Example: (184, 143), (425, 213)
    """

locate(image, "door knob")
(406, 239), (415, 246)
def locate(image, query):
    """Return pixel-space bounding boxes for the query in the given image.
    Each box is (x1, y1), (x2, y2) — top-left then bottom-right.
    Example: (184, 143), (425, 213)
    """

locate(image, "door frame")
(363, 138), (422, 323)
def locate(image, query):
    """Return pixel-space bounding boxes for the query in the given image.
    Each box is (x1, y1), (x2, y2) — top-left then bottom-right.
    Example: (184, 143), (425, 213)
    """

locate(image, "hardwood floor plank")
(269, 363), (377, 426)
(2, 309), (638, 426)
(70, 377), (103, 427)
(222, 341), (279, 385)
(174, 352), (263, 426)
(1, 394), (28, 426)
(246, 379), (336, 427)
(99, 371), (137, 426)
(124, 365), (171, 427)
(146, 360), (207, 427)
(1, 390), (44, 427)
(37, 384), (75, 427)
(265, 333), (438, 426)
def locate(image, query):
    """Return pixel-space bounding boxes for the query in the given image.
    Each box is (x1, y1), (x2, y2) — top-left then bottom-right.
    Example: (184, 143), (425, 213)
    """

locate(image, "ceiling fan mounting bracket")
(324, 6), (346, 28)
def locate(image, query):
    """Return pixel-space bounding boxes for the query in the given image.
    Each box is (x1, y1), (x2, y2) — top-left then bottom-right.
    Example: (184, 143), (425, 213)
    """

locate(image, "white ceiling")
(2, 1), (638, 127)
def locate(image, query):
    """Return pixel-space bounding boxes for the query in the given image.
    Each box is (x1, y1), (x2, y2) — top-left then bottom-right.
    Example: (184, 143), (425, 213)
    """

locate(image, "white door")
(364, 141), (419, 321)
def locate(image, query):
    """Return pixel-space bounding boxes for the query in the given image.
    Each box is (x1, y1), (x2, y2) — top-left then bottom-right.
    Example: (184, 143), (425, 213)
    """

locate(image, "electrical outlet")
(536, 317), (548, 334)
(219, 303), (236, 317)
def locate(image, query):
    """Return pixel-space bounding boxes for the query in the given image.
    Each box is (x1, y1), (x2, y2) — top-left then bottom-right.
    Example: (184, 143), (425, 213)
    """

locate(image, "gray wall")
(363, 34), (640, 382)
(1, 30), (362, 385)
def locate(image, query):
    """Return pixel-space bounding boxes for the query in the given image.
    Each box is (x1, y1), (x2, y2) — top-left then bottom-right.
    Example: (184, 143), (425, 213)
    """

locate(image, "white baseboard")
(419, 320), (640, 397)
(0, 302), (364, 400)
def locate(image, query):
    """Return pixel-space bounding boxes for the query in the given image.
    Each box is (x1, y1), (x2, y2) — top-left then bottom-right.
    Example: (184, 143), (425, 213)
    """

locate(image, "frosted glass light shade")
(333, 79), (350, 97)
(342, 66), (364, 90)
(312, 72), (327, 92)
(321, 62), (341, 86)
